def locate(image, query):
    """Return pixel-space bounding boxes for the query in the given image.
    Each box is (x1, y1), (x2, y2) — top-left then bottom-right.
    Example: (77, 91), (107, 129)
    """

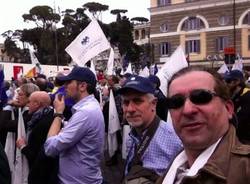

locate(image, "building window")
(160, 23), (169, 32)
(243, 12), (250, 25)
(141, 29), (146, 39)
(160, 42), (171, 56)
(158, 0), (171, 6)
(134, 30), (139, 40)
(218, 16), (230, 26)
(182, 17), (204, 31)
(216, 36), (229, 52)
(185, 40), (200, 53)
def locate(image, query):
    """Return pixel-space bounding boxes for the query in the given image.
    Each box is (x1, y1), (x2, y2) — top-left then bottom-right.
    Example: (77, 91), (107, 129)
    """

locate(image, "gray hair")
(19, 83), (40, 97)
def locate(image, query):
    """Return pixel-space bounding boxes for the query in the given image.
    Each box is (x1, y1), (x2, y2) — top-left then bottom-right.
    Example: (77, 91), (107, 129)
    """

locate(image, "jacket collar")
(202, 124), (250, 181)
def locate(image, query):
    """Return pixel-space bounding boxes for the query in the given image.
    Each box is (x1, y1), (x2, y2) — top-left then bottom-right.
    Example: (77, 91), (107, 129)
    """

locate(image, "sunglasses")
(166, 89), (220, 109)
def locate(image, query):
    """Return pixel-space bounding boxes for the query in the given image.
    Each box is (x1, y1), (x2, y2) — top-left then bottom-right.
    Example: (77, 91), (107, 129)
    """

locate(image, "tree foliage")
(83, 2), (108, 18)
(22, 5), (60, 29)
(2, 2), (150, 69)
(110, 9), (127, 21)
(131, 17), (149, 23)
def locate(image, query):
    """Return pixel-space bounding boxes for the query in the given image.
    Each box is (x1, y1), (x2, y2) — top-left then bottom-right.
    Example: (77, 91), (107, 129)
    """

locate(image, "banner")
(13, 108), (29, 184)
(65, 19), (110, 66)
(107, 90), (121, 157)
(157, 46), (188, 96)
(29, 49), (42, 74)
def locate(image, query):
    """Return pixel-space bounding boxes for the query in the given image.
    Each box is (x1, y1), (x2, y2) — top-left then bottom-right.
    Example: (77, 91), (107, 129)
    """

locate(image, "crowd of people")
(0, 65), (249, 184)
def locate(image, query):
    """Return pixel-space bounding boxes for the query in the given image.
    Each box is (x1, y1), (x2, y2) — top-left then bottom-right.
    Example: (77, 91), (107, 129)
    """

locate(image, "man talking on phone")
(44, 67), (105, 184)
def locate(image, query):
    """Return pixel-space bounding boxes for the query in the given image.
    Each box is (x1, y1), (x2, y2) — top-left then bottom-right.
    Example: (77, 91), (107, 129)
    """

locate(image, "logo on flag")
(81, 36), (90, 45)
(65, 19), (110, 66)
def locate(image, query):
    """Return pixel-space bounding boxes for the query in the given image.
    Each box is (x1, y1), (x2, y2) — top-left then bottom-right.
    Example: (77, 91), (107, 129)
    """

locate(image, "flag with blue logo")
(65, 18), (110, 67)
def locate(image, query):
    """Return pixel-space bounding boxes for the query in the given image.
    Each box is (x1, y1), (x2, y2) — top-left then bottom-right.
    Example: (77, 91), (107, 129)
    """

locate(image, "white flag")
(65, 19), (110, 67)
(29, 49), (42, 74)
(90, 60), (97, 78)
(106, 48), (114, 75)
(217, 63), (229, 74)
(124, 63), (133, 75)
(4, 106), (15, 182)
(107, 90), (121, 157)
(13, 108), (29, 184)
(157, 45), (188, 96)
(139, 67), (150, 77)
(232, 54), (243, 72)
(122, 125), (131, 159)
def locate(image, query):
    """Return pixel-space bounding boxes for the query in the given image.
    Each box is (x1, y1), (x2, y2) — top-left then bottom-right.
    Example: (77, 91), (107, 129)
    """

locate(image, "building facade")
(133, 22), (151, 46)
(149, 0), (250, 65)
(0, 44), (14, 62)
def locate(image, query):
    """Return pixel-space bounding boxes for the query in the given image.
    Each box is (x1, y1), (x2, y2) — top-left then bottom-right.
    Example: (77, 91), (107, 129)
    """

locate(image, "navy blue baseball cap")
(57, 66), (96, 86)
(224, 70), (244, 81)
(118, 75), (155, 94)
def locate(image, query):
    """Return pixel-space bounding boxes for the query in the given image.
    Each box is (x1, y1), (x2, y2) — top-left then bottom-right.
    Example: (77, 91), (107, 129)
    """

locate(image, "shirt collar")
(163, 137), (222, 184)
(72, 94), (94, 113)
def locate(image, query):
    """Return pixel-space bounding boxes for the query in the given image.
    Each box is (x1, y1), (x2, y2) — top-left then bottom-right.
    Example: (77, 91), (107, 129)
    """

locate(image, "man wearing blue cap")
(224, 69), (250, 143)
(119, 75), (182, 183)
(44, 66), (105, 184)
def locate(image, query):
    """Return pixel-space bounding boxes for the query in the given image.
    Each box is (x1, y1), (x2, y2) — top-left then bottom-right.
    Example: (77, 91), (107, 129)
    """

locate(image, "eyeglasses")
(166, 89), (220, 109)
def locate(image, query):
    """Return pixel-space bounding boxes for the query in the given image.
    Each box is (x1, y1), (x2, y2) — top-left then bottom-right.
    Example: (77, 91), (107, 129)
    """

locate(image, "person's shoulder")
(158, 120), (175, 133)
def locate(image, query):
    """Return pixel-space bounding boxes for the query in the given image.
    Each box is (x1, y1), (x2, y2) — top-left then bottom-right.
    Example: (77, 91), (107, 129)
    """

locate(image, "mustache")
(179, 117), (205, 126)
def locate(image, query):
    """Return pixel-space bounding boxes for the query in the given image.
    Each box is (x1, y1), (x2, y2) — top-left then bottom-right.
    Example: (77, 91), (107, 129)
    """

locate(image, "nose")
(126, 101), (136, 112)
(182, 98), (198, 115)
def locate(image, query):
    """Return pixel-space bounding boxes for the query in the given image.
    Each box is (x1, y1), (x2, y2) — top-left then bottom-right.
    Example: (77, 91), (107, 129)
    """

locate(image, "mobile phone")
(57, 93), (63, 101)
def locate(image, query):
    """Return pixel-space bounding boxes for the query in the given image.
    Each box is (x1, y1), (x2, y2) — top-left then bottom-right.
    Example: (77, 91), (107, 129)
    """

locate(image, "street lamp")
(52, 23), (59, 71)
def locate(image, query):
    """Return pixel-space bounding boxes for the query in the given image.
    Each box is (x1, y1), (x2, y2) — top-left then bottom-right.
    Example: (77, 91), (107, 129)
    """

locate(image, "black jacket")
(20, 108), (58, 184)
(0, 143), (11, 184)
(235, 88), (250, 143)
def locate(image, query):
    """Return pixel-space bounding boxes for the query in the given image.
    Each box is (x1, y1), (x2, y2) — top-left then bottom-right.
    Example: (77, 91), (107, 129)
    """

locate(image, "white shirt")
(162, 138), (222, 184)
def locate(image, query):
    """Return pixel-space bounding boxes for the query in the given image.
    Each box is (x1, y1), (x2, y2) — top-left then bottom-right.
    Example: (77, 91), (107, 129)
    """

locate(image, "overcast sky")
(0, 0), (150, 43)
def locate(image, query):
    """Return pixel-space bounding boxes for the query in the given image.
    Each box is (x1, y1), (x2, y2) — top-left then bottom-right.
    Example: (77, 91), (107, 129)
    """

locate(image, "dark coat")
(0, 143), (11, 184)
(20, 109), (58, 184)
(156, 125), (250, 184)
(0, 107), (31, 147)
(235, 88), (250, 143)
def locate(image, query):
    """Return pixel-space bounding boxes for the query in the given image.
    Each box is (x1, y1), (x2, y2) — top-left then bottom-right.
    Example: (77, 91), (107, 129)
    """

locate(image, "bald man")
(16, 91), (58, 184)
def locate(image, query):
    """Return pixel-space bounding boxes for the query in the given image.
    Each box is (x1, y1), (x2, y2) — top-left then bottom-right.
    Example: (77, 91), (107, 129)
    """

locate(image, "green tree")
(22, 5), (60, 29)
(83, 2), (108, 19)
(1, 30), (24, 62)
(131, 17), (149, 23)
(110, 9), (127, 21)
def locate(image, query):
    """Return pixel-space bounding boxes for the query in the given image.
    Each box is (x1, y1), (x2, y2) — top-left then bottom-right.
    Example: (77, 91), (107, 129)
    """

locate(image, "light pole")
(52, 23), (59, 71)
(233, 0), (236, 55)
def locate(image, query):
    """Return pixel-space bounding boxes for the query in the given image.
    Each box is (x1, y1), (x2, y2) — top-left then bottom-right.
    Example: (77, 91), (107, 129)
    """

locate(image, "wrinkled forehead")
(168, 71), (215, 96)
(121, 90), (147, 99)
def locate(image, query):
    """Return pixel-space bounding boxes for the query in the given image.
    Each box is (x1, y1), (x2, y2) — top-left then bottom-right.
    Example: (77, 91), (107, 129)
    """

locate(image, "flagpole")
(55, 26), (59, 71)
(54, 0), (59, 71)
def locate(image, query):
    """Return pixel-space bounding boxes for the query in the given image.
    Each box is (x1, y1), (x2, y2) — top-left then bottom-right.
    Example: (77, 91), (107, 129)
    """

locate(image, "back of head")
(36, 78), (48, 91)
(224, 69), (244, 82)
(148, 75), (161, 89)
(31, 91), (51, 108)
(20, 83), (40, 97)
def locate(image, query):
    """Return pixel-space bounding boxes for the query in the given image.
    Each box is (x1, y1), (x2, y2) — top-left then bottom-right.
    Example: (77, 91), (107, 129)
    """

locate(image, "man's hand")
(16, 137), (26, 149)
(54, 94), (65, 114)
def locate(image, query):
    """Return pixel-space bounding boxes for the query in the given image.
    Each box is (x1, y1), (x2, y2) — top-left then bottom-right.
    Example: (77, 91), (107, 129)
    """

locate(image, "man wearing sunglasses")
(119, 75), (182, 183)
(157, 66), (250, 184)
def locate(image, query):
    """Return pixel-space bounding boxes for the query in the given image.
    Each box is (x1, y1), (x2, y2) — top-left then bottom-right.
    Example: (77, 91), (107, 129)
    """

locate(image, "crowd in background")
(0, 65), (250, 184)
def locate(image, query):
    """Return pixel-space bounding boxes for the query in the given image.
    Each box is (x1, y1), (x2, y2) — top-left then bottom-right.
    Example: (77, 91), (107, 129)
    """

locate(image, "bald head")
(28, 91), (51, 113)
